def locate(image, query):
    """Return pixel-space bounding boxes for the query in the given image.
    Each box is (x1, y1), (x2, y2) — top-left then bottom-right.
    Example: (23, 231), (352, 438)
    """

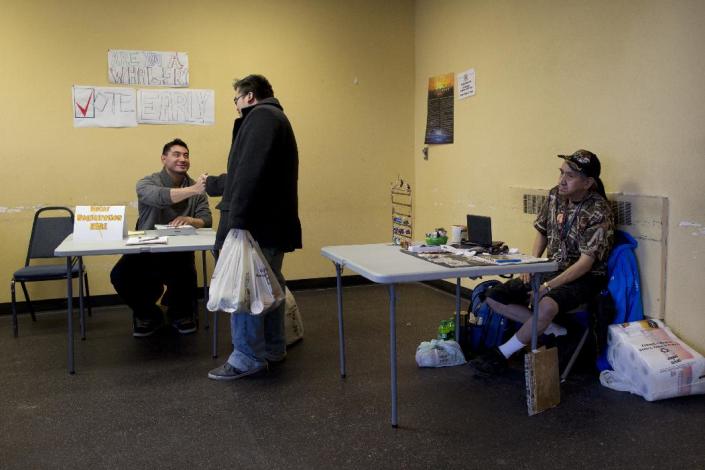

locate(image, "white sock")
(499, 334), (526, 359)
(544, 322), (567, 337)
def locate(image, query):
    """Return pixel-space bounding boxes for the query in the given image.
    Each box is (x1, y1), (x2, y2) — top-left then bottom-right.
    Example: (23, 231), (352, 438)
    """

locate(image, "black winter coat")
(206, 97), (302, 252)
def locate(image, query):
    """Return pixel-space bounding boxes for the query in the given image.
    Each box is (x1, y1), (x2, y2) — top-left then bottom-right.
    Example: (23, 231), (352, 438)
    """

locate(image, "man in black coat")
(206, 74), (302, 380)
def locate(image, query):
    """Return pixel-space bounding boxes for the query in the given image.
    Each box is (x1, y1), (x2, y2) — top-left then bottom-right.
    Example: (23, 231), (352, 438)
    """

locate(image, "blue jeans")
(227, 247), (286, 371)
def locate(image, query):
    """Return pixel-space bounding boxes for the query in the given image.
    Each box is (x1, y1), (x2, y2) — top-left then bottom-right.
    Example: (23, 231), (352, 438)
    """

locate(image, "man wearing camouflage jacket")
(471, 149), (614, 376)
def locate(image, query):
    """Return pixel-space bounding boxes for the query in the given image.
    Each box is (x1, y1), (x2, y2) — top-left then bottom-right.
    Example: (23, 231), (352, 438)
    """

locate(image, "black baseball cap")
(558, 149), (601, 179)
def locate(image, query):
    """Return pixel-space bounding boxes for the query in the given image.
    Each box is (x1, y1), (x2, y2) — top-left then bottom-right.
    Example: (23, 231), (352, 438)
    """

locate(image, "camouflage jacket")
(534, 186), (614, 275)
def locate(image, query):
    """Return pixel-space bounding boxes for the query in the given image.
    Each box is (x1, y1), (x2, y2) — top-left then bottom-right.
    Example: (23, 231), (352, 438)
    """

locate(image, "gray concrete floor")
(1, 283), (703, 469)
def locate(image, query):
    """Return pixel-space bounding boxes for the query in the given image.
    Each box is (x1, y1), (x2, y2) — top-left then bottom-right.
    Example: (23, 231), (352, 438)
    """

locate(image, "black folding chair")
(10, 207), (91, 337)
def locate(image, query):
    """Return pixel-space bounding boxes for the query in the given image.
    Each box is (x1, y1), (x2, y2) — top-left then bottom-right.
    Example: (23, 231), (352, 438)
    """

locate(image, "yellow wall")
(0, 1), (415, 299)
(414, 0), (705, 350)
(3, 0), (703, 352)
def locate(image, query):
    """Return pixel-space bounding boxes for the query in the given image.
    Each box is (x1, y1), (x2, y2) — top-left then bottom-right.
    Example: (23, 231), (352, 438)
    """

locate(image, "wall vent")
(522, 194), (546, 215)
(522, 193), (633, 226)
(609, 199), (632, 226)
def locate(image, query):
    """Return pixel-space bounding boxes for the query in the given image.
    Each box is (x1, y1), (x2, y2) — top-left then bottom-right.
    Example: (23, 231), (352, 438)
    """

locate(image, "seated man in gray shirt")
(110, 138), (212, 337)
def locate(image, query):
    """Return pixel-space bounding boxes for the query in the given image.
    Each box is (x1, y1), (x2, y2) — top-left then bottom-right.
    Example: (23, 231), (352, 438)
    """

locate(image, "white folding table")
(55, 229), (216, 374)
(320, 243), (558, 427)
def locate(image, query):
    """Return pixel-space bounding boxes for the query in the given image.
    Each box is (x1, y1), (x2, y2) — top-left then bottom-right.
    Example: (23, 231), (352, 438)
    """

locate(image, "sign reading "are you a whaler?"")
(74, 206), (126, 241)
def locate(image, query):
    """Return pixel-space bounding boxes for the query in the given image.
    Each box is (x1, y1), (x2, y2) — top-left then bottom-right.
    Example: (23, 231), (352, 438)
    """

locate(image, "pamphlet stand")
(391, 177), (413, 247)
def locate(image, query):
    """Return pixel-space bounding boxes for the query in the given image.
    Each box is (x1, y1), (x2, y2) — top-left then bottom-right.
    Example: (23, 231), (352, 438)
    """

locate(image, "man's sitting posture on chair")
(110, 139), (211, 337)
(470, 150), (614, 376)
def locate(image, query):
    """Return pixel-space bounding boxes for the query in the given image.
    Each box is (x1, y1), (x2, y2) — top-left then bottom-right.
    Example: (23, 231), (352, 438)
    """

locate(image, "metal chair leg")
(560, 327), (590, 383)
(19, 282), (37, 322)
(11, 280), (18, 338)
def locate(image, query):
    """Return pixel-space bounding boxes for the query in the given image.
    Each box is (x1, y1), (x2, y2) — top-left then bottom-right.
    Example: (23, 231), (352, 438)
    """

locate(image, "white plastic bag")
(207, 229), (285, 315)
(284, 287), (304, 345)
(207, 229), (246, 313)
(415, 339), (466, 368)
(602, 319), (705, 401)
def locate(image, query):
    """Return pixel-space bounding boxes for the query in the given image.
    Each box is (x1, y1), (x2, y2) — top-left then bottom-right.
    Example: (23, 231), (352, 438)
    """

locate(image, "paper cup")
(450, 225), (465, 244)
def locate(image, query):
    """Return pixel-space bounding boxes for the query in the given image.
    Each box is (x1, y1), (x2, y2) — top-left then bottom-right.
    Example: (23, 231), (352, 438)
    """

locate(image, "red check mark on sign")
(76, 89), (95, 117)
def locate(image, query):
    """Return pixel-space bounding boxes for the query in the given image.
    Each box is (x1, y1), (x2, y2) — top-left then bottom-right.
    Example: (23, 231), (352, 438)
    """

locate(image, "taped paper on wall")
(73, 86), (137, 128)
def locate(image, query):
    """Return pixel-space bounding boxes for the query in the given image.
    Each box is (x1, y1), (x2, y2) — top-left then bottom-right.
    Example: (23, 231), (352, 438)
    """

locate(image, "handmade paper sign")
(73, 206), (127, 242)
(137, 89), (215, 125)
(108, 49), (189, 87)
(73, 86), (137, 128)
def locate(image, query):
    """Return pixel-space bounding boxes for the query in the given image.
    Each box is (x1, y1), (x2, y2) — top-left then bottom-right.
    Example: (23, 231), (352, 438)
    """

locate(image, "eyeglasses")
(233, 93), (247, 103)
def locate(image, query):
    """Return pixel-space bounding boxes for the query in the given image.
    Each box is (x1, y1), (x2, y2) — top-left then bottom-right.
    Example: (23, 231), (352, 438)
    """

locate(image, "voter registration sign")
(74, 206), (127, 241)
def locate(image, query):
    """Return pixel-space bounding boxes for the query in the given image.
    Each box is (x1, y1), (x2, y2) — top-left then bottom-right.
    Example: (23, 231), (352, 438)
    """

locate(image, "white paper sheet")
(457, 68), (476, 99)
(72, 86), (137, 128)
(137, 89), (215, 125)
(108, 49), (189, 87)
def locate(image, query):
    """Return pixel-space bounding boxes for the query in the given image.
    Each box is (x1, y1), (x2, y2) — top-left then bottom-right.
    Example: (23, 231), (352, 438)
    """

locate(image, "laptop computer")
(460, 214), (493, 250)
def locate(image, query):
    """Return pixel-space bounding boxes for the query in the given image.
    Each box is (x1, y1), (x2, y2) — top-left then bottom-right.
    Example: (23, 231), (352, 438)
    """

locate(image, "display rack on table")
(391, 177), (412, 247)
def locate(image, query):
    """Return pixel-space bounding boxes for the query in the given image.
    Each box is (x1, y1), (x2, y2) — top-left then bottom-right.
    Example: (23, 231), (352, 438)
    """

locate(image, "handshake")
(190, 173), (209, 195)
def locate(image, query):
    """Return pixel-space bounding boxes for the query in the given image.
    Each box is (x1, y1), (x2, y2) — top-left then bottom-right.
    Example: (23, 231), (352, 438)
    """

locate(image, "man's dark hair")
(233, 74), (274, 100)
(162, 138), (189, 156)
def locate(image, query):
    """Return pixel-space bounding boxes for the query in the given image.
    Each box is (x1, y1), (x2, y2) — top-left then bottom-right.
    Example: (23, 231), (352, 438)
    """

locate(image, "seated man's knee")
(110, 259), (126, 289)
(485, 297), (505, 311)
(537, 296), (560, 323)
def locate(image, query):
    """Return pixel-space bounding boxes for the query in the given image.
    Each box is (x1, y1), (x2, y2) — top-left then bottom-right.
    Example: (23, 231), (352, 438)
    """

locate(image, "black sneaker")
(469, 347), (509, 376)
(133, 316), (163, 337)
(171, 317), (197, 335)
(207, 363), (267, 381)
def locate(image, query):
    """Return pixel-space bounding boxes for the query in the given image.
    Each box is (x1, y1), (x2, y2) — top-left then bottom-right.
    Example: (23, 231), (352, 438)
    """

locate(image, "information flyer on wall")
(424, 73), (454, 144)
(457, 68), (476, 99)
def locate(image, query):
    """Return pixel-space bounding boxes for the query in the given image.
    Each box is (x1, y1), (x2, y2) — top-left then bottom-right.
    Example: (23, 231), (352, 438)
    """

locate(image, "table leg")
(455, 277), (461, 342)
(335, 262), (346, 378)
(389, 283), (398, 428)
(78, 258), (86, 341)
(201, 251), (209, 330)
(66, 257), (75, 375)
(530, 273), (541, 351)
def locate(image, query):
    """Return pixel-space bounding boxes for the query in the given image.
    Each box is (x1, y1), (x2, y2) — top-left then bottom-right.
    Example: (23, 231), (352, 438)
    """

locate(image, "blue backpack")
(463, 280), (517, 355)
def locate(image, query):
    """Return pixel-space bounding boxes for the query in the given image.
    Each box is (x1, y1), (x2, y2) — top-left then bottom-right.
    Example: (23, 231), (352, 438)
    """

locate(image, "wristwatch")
(542, 281), (551, 292)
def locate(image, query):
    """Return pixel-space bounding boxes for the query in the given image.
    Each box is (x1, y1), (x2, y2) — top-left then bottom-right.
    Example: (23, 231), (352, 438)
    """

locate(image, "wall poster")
(72, 85), (137, 128)
(137, 89), (215, 125)
(108, 49), (189, 87)
(424, 73), (454, 145)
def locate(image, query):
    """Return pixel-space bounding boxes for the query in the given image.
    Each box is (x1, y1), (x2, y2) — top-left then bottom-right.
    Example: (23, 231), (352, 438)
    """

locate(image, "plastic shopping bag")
(207, 229), (285, 314)
(207, 229), (247, 313)
(415, 339), (466, 368)
(247, 235), (285, 314)
(602, 319), (705, 401)
(284, 287), (304, 345)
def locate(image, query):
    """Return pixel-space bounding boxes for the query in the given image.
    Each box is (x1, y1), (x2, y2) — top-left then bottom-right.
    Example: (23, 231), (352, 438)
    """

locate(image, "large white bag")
(207, 229), (285, 315)
(284, 287), (304, 345)
(601, 319), (705, 401)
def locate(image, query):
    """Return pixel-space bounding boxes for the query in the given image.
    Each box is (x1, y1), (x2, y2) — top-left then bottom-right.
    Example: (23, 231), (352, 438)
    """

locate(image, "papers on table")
(441, 245), (547, 264)
(403, 244), (548, 268)
(154, 224), (196, 236)
(126, 236), (168, 245)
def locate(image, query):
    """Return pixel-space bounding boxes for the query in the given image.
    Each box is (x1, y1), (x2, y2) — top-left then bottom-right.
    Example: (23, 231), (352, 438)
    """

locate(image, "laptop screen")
(466, 215), (492, 247)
